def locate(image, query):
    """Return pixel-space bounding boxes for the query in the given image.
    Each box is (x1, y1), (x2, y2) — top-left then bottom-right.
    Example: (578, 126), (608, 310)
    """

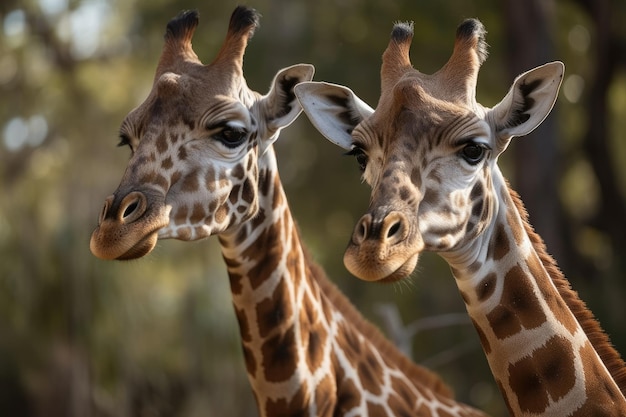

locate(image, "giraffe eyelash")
(117, 134), (131, 148)
(117, 133), (135, 155)
(344, 146), (369, 172)
(453, 137), (492, 151)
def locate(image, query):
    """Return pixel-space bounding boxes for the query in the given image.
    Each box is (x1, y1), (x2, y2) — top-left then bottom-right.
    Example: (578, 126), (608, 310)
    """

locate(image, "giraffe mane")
(301, 246), (455, 398)
(507, 181), (626, 396)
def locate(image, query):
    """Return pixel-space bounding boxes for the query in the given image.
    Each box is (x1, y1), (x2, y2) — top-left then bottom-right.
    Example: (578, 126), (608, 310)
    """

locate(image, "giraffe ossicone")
(90, 7), (489, 416)
(296, 17), (626, 416)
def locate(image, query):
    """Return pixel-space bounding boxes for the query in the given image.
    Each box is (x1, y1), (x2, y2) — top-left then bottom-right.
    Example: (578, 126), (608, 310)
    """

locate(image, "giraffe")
(294, 18), (626, 416)
(89, 7), (489, 417)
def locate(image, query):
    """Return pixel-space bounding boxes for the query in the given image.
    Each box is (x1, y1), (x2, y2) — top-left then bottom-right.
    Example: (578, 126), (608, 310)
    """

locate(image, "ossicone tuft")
(165, 10), (199, 43)
(456, 18), (488, 65)
(391, 21), (414, 42)
(229, 5), (261, 39)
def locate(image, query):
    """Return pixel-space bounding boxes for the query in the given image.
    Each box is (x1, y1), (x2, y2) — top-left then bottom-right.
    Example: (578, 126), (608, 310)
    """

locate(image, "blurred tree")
(504, 0), (566, 262)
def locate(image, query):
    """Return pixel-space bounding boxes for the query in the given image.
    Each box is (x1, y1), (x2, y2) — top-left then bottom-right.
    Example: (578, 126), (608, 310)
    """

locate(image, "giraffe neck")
(217, 148), (486, 417)
(446, 170), (626, 416)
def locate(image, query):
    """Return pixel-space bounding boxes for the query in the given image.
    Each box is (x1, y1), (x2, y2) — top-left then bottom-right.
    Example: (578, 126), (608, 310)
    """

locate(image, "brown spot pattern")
(261, 325), (298, 383)
(299, 296), (327, 373)
(469, 182), (482, 200)
(232, 164), (245, 180)
(504, 199), (525, 246)
(471, 318), (491, 354)
(389, 377), (420, 415)
(156, 132), (168, 154)
(508, 335), (576, 414)
(265, 385), (307, 416)
(410, 167), (422, 189)
(241, 178), (255, 204)
(190, 203), (205, 223)
(177, 146), (187, 161)
(526, 252), (580, 335)
(139, 171), (156, 185)
(174, 204), (189, 225)
(487, 264), (546, 339)
(314, 374), (335, 417)
(256, 279), (292, 338)
(233, 306), (250, 341)
(333, 351), (362, 412)
(229, 184), (241, 205)
(572, 342), (624, 416)
(305, 327), (325, 372)
(181, 173), (199, 192)
(367, 402), (387, 416)
(214, 203), (228, 224)
(358, 350), (384, 396)
(476, 272), (496, 302)
(244, 229), (282, 286)
(161, 156), (173, 169)
(170, 170), (182, 186)
(470, 196), (483, 219)
(335, 325), (362, 370)
(242, 343), (256, 375)
(488, 223), (509, 261)
(399, 185), (411, 201)
(154, 173), (169, 190)
(228, 271), (244, 295)
(176, 227), (191, 240)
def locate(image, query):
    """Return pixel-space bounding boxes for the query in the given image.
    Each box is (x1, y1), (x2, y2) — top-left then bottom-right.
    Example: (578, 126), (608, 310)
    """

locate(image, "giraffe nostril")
(359, 223), (367, 239)
(98, 195), (114, 225)
(381, 211), (408, 245)
(119, 192), (148, 224)
(99, 203), (108, 224)
(387, 222), (401, 238)
(123, 201), (139, 219)
(353, 214), (371, 245)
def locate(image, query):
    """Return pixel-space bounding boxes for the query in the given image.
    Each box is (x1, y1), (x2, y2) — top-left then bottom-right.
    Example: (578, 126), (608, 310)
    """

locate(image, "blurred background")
(1, 0), (625, 415)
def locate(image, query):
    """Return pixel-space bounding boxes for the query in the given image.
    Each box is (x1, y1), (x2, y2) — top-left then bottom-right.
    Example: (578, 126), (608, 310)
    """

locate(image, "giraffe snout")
(345, 209), (421, 282)
(90, 190), (170, 260)
(352, 210), (408, 246)
(111, 192), (147, 225)
(97, 192), (148, 226)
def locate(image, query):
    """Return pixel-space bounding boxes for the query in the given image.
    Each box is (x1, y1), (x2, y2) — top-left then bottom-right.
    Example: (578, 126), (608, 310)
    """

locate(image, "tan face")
(295, 19), (563, 283)
(89, 8), (314, 260)
(345, 81), (496, 282)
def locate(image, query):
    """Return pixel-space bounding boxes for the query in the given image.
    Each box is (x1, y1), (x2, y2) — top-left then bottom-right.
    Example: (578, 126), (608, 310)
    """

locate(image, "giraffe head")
(295, 19), (563, 282)
(90, 7), (314, 260)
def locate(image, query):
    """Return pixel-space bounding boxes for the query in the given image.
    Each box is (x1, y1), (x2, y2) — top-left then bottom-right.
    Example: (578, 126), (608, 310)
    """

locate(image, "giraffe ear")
(260, 64), (315, 134)
(491, 61), (564, 143)
(295, 81), (374, 150)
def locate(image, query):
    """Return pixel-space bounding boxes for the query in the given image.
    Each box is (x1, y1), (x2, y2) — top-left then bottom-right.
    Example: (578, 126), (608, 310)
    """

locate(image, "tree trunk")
(504, 0), (567, 264)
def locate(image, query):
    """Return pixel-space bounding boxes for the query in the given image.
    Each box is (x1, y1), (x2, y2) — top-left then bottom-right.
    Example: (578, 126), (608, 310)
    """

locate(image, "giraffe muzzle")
(90, 190), (170, 260)
(344, 209), (422, 282)
(352, 210), (408, 246)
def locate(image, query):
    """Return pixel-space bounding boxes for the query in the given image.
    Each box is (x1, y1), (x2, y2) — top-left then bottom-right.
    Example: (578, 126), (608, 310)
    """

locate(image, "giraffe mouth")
(90, 191), (171, 261)
(114, 231), (160, 260)
(90, 220), (168, 261)
(378, 253), (420, 283)
(343, 248), (420, 283)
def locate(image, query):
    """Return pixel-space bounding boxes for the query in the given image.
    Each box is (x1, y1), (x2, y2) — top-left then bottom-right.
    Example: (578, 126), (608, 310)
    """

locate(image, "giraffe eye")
(460, 142), (487, 165)
(117, 134), (131, 148)
(345, 146), (368, 172)
(117, 133), (134, 154)
(215, 126), (248, 148)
